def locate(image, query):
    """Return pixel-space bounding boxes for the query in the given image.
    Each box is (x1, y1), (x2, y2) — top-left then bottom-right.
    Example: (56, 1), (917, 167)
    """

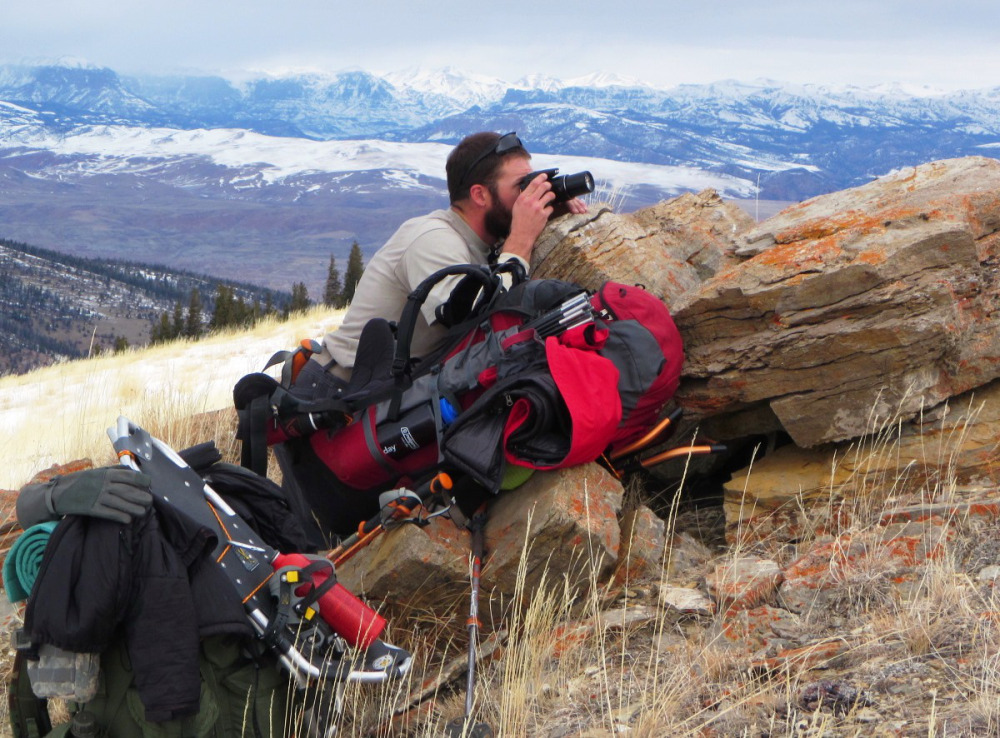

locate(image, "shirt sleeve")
(396, 226), (485, 327)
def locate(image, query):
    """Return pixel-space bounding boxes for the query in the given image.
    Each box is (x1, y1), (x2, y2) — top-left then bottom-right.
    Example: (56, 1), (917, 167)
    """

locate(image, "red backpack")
(235, 266), (684, 532)
(591, 281), (684, 452)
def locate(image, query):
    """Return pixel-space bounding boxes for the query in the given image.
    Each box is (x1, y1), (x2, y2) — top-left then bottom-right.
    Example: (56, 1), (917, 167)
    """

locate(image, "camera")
(519, 168), (594, 203)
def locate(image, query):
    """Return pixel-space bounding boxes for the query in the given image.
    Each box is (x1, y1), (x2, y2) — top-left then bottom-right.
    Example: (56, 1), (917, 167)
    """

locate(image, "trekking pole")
(619, 443), (727, 474)
(446, 505), (493, 738)
(328, 472), (453, 567)
(524, 292), (595, 338)
(609, 406), (684, 461)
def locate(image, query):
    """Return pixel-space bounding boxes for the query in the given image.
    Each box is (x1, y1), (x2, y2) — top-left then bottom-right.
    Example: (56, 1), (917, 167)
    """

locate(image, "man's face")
(483, 155), (533, 241)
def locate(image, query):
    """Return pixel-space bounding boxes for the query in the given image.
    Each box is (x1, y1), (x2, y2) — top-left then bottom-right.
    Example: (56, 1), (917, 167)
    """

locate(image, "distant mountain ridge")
(2, 62), (999, 200)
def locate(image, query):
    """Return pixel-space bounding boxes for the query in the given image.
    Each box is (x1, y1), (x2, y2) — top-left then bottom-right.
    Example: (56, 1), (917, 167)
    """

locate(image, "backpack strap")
(389, 265), (499, 420)
(264, 339), (323, 389)
(434, 260), (526, 329)
(234, 373), (282, 476)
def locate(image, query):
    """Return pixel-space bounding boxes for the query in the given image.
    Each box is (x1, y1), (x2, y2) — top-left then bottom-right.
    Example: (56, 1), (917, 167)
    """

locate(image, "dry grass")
(0, 305), (344, 488)
(3, 319), (1000, 737)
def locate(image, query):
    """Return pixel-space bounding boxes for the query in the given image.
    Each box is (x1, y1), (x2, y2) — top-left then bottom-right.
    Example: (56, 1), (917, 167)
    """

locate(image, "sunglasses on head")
(458, 131), (523, 189)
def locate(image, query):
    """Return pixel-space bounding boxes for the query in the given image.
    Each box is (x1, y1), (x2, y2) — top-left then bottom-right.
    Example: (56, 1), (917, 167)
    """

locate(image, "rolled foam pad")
(4, 521), (58, 603)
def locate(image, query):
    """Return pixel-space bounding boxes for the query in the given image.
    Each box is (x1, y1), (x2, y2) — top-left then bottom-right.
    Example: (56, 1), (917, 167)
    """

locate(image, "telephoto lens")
(551, 170), (594, 202)
(520, 168), (595, 203)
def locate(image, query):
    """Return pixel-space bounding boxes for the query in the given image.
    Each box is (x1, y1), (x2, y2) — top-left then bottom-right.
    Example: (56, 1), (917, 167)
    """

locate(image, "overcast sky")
(2, 0), (997, 91)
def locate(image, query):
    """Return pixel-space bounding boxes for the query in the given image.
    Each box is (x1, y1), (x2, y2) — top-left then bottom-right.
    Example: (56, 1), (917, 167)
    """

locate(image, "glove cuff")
(15, 480), (60, 528)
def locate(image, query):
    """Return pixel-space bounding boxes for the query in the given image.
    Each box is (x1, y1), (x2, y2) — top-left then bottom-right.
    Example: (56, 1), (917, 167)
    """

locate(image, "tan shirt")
(319, 208), (527, 371)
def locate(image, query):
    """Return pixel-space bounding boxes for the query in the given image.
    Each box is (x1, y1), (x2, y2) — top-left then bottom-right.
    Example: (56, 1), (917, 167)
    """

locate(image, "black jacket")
(24, 503), (251, 722)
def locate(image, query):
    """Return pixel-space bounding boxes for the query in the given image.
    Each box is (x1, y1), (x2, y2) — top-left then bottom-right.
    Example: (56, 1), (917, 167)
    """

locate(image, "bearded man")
(303, 131), (588, 391)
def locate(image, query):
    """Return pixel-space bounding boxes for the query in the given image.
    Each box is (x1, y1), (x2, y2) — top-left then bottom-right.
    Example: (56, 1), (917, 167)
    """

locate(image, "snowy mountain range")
(4, 63), (1000, 197)
(1, 61), (999, 291)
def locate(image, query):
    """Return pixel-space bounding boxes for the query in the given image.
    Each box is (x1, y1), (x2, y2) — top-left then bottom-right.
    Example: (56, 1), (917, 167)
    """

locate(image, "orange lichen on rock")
(755, 235), (845, 271)
(25, 458), (94, 486)
(749, 640), (848, 674)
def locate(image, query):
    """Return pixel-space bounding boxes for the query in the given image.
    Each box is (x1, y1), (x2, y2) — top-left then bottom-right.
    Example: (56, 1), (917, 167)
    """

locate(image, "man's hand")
(552, 197), (589, 217)
(501, 174), (556, 261)
(17, 467), (153, 527)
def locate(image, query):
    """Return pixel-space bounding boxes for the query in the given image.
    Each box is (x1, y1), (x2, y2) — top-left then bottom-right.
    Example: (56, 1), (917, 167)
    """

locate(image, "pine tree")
(211, 284), (233, 330)
(185, 287), (204, 338)
(235, 295), (250, 326)
(171, 300), (185, 338)
(289, 282), (310, 314)
(151, 312), (172, 343)
(343, 241), (365, 305)
(323, 254), (343, 308)
(113, 336), (130, 353)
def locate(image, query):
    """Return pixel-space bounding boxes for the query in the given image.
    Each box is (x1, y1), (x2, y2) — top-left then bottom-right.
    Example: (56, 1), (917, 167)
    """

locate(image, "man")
(269, 132), (587, 543)
(302, 131), (587, 391)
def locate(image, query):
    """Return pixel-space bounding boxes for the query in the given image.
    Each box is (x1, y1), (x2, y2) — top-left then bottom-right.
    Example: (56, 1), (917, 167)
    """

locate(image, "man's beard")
(483, 189), (513, 242)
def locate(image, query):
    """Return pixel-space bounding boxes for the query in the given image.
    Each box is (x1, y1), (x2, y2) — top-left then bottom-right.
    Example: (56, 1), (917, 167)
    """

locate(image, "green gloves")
(17, 467), (153, 528)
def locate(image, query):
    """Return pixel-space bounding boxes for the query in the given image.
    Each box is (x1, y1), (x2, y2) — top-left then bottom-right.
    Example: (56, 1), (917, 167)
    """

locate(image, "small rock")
(612, 505), (666, 587)
(977, 564), (1000, 583)
(482, 463), (624, 598)
(717, 605), (798, 652)
(798, 679), (873, 714)
(659, 585), (715, 617)
(706, 557), (783, 614)
(854, 707), (884, 723)
(334, 514), (470, 605)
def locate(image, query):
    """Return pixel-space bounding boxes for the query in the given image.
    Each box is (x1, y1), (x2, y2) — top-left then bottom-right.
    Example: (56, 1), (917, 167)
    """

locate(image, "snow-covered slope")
(1, 123), (756, 198)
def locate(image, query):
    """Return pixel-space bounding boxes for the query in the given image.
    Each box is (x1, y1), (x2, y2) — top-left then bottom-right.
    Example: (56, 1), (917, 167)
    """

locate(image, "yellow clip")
(304, 607), (316, 621)
(285, 571), (300, 584)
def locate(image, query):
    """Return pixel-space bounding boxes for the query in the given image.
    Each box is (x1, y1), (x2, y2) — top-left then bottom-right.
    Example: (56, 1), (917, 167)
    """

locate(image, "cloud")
(2, 0), (997, 90)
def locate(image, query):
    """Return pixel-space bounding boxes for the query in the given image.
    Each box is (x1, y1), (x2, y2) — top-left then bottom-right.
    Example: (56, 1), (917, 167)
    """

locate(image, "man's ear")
(468, 183), (491, 208)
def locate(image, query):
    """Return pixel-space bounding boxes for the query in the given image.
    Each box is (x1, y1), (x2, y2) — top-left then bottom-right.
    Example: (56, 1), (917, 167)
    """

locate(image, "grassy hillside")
(0, 305), (342, 490)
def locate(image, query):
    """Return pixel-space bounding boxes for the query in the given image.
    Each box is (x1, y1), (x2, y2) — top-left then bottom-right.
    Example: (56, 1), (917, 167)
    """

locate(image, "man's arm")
(500, 174), (556, 262)
(397, 227), (491, 328)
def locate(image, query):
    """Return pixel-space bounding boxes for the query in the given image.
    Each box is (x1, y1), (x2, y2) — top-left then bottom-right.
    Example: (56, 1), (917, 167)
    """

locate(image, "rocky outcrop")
(338, 156), (1000, 603)
(531, 190), (754, 304)
(723, 376), (1000, 544)
(673, 157), (1000, 447)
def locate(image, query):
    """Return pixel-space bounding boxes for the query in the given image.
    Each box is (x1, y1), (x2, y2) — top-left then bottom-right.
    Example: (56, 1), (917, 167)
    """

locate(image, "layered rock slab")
(722, 377), (1000, 544)
(336, 463), (624, 606)
(672, 157), (1000, 447)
